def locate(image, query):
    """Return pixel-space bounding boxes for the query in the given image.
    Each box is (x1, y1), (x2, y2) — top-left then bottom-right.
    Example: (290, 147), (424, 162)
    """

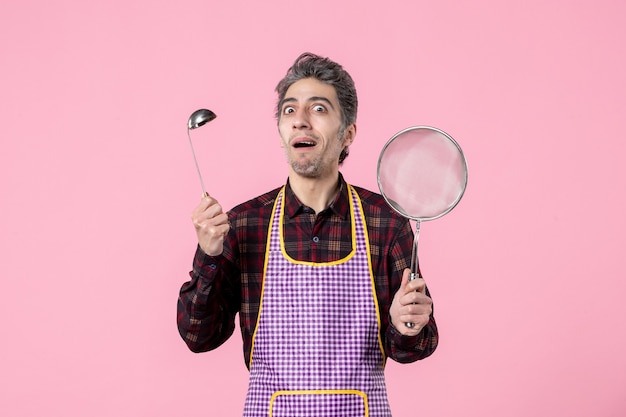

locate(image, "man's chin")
(290, 162), (320, 178)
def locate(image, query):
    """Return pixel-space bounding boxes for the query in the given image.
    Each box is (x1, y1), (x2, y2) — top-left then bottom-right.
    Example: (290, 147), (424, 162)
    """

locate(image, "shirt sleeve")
(382, 220), (439, 363)
(384, 286), (439, 363)
(177, 245), (241, 353)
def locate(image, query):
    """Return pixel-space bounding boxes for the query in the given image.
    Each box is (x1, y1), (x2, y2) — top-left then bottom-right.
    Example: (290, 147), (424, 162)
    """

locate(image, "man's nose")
(292, 109), (310, 129)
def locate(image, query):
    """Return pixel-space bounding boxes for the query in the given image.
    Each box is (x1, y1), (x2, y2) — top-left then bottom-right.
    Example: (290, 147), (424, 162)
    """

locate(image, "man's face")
(278, 77), (355, 179)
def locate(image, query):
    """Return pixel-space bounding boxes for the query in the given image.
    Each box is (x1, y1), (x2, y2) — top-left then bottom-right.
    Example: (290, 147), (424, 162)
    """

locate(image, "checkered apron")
(243, 185), (391, 417)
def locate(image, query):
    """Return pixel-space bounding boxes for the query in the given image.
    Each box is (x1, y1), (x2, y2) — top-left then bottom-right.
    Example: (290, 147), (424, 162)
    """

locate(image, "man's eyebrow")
(309, 96), (335, 109)
(280, 96), (336, 110)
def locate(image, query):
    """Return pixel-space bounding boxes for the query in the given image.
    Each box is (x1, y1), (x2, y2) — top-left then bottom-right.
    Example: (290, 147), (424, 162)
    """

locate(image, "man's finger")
(407, 277), (426, 294)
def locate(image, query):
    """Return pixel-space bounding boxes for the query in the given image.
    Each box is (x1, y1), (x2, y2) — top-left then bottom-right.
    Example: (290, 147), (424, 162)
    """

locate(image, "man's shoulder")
(350, 184), (379, 200)
(229, 186), (282, 217)
(350, 184), (388, 209)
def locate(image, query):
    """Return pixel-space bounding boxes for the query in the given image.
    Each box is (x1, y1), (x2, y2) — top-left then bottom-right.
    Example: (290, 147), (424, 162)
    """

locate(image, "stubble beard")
(290, 157), (322, 178)
(286, 128), (346, 178)
(287, 141), (344, 179)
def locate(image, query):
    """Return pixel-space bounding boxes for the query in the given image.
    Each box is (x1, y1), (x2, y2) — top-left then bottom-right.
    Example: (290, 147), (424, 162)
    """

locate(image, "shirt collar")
(284, 173), (350, 220)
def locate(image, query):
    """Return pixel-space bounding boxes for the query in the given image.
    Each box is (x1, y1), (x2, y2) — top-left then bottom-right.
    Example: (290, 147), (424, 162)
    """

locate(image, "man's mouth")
(293, 141), (316, 148)
(292, 138), (317, 148)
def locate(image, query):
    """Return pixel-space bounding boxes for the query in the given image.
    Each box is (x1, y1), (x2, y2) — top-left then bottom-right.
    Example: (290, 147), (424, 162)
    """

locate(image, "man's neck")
(288, 171), (341, 214)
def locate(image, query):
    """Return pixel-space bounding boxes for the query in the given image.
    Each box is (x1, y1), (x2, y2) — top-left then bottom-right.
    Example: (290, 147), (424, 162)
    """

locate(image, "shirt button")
(209, 264), (217, 270)
(312, 236), (320, 243)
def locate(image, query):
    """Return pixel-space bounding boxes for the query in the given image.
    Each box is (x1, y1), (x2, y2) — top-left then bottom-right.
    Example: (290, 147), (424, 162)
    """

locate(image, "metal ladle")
(186, 109), (217, 197)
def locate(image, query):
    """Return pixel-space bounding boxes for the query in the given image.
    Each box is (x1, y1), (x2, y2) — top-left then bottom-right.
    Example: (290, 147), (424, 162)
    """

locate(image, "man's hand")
(389, 268), (433, 336)
(191, 194), (230, 256)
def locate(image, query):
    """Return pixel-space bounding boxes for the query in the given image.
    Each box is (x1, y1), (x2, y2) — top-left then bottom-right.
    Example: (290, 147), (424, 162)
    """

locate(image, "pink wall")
(2, 1), (625, 416)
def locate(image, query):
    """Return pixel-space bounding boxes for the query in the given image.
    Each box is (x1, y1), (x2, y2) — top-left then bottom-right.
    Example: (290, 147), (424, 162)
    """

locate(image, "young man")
(178, 52), (438, 416)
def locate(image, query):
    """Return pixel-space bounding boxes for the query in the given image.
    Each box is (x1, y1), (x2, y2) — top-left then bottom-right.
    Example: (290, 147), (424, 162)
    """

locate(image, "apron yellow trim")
(279, 185), (357, 267)
(353, 189), (387, 366)
(249, 190), (283, 363)
(269, 390), (369, 417)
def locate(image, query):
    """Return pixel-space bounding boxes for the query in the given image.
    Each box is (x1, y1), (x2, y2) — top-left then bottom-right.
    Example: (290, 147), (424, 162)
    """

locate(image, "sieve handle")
(405, 220), (421, 328)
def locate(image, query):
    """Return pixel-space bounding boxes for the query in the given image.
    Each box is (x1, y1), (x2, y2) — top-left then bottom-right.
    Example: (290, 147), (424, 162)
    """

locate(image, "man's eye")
(283, 106), (295, 114)
(313, 105), (326, 112)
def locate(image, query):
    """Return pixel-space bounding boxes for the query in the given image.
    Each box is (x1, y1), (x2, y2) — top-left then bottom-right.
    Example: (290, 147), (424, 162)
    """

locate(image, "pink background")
(2, 1), (625, 416)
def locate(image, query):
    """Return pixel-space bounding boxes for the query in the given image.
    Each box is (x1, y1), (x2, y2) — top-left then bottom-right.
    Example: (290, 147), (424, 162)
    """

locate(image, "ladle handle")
(187, 127), (208, 197)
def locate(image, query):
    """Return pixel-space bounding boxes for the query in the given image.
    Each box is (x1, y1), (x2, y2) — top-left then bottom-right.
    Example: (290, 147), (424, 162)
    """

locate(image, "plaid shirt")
(177, 174), (438, 368)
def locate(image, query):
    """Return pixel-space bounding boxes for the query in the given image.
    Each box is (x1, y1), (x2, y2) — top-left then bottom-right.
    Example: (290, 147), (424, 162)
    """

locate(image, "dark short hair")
(275, 52), (358, 164)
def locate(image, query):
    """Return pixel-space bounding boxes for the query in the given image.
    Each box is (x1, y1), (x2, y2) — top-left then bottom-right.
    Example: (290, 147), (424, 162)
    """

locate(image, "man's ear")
(343, 123), (357, 146)
(279, 125), (285, 148)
